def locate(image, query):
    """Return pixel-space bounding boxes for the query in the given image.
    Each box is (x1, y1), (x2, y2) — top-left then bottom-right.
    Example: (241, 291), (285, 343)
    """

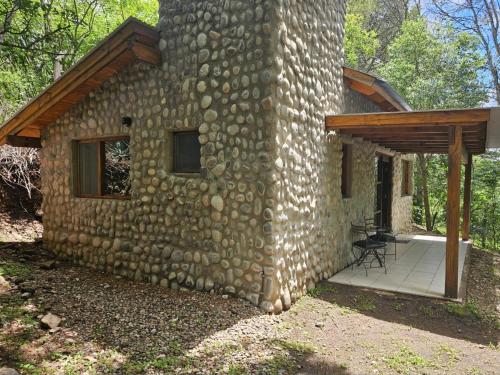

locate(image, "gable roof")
(343, 66), (411, 112)
(0, 17), (160, 146)
(0, 18), (408, 147)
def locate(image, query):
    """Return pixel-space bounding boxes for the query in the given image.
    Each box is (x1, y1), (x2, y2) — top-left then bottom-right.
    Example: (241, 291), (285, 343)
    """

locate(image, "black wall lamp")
(122, 116), (132, 127)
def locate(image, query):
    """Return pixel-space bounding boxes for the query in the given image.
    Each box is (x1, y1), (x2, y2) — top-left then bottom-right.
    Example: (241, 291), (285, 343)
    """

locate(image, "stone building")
(0, 0), (414, 313)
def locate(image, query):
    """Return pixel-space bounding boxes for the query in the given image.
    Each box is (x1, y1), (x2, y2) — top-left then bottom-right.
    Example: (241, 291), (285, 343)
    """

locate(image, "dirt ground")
(0, 236), (498, 374)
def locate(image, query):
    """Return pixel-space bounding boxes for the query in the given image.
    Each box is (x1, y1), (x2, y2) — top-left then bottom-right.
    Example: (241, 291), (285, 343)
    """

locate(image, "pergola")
(326, 108), (500, 298)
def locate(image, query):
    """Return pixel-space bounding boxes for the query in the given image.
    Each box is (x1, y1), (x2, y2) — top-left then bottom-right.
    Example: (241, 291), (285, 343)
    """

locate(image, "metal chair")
(364, 216), (397, 261)
(351, 223), (387, 276)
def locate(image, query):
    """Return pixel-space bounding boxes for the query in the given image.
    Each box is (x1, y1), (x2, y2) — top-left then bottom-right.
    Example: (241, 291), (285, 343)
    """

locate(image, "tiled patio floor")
(328, 234), (470, 300)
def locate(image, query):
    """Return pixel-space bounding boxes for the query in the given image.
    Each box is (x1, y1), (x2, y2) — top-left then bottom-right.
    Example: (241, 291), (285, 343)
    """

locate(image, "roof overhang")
(326, 108), (499, 154)
(0, 18), (160, 146)
(343, 66), (411, 112)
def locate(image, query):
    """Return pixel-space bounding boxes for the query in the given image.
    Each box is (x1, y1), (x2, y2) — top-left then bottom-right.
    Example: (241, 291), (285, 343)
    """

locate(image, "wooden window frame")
(401, 159), (412, 196)
(74, 136), (131, 200)
(172, 130), (201, 174)
(341, 143), (353, 199)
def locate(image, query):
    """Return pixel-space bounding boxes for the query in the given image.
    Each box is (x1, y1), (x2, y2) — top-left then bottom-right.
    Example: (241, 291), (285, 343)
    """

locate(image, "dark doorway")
(375, 155), (393, 228)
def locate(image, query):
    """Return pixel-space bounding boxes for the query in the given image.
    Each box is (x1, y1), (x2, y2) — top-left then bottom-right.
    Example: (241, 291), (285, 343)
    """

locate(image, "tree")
(344, 13), (379, 69)
(379, 18), (488, 110)
(379, 16), (489, 233)
(0, 0), (158, 197)
(431, 0), (500, 104)
(346, 0), (411, 71)
(470, 151), (500, 249)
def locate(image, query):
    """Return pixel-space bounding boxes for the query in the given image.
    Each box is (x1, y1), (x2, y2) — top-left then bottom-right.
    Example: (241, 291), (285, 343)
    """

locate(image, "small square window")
(341, 143), (353, 198)
(75, 137), (130, 198)
(173, 131), (201, 173)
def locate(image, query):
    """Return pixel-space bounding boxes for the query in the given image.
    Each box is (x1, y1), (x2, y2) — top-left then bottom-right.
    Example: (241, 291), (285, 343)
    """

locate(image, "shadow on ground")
(313, 247), (498, 347)
(0, 241), (269, 374)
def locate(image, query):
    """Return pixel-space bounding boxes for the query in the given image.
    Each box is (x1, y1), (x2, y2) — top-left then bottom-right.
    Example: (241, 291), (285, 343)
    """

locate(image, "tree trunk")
(53, 53), (64, 81)
(417, 153), (432, 231)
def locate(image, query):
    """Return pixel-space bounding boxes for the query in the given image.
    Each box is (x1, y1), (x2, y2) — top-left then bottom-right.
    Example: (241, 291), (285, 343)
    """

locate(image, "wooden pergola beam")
(445, 126), (462, 299)
(326, 109), (490, 129)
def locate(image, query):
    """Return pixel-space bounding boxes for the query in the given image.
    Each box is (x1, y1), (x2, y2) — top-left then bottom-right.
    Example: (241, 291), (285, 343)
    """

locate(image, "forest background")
(0, 0), (498, 250)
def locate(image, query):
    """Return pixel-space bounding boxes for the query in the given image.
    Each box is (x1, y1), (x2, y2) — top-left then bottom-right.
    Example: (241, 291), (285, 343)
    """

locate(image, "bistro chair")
(351, 223), (387, 276)
(364, 216), (397, 261)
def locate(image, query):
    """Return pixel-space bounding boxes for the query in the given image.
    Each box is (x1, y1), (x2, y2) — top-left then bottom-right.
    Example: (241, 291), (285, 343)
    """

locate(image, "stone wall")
(265, 0), (388, 311)
(42, 0), (281, 309)
(40, 0), (413, 314)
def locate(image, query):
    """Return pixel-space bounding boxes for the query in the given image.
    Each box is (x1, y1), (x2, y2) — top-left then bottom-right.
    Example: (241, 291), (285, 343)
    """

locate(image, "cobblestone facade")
(41, 0), (413, 313)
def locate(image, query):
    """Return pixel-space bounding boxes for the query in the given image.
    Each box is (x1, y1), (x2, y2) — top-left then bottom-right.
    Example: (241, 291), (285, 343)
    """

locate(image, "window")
(401, 160), (412, 196)
(75, 137), (130, 198)
(173, 131), (201, 173)
(341, 143), (353, 198)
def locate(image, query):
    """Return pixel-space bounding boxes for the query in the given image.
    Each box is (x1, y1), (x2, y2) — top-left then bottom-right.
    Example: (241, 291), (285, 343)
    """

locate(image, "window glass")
(104, 139), (131, 196)
(173, 131), (201, 173)
(78, 142), (98, 195)
(75, 137), (130, 198)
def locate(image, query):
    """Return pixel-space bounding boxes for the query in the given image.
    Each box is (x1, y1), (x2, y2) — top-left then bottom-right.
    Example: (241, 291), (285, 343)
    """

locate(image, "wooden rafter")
(325, 109), (492, 154)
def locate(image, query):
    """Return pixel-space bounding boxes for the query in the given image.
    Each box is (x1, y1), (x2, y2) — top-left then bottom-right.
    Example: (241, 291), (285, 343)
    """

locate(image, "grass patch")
(392, 301), (405, 311)
(0, 262), (32, 278)
(0, 302), (37, 327)
(444, 301), (481, 320)
(228, 364), (248, 375)
(17, 362), (45, 375)
(352, 294), (376, 312)
(384, 346), (436, 374)
(265, 353), (295, 375)
(436, 344), (460, 366)
(306, 285), (336, 298)
(123, 353), (188, 374)
(419, 305), (437, 318)
(466, 367), (483, 375)
(339, 305), (354, 315)
(275, 339), (317, 354)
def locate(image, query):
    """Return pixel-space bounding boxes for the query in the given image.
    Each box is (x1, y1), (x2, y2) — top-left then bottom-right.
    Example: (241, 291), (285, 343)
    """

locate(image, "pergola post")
(462, 154), (473, 241)
(445, 126), (462, 299)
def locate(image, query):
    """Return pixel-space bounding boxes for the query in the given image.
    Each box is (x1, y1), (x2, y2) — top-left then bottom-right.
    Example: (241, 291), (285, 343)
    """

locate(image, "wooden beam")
(445, 126), (462, 299)
(326, 109), (490, 129)
(6, 136), (42, 148)
(462, 153), (473, 241)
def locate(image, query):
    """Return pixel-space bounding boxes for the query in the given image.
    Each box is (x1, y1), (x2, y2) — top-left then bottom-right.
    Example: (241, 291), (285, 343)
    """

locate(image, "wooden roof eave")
(343, 66), (411, 112)
(0, 17), (160, 146)
(325, 108), (493, 155)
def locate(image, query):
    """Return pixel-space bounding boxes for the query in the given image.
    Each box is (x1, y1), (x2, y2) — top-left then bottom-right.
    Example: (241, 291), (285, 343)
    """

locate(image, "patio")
(329, 234), (470, 300)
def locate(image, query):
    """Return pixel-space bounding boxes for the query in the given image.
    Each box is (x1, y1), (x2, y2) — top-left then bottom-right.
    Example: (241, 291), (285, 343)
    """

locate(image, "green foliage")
(384, 346), (436, 374)
(0, 0), (158, 122)
(0, 262), (32, 277)
(469, 152), (500, 250)
(371, 16), (497, 251)
(352, 294), (376, 311)
(444, 301), (482, 320)
(344, 13), (379, 69)
(379, 18), (488, 111)
(306, 284), (336, 298)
